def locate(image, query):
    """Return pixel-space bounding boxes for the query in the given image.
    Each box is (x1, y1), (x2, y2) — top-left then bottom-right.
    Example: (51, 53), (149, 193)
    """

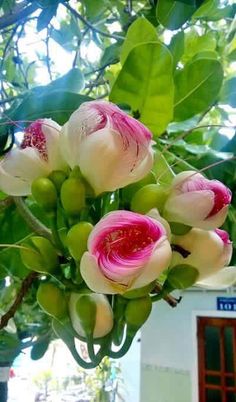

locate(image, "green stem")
(50, 214), (66, 255)
(13, 197), (52, 241)
(87, 336), (104, 366)
(108, 334), (134, 359)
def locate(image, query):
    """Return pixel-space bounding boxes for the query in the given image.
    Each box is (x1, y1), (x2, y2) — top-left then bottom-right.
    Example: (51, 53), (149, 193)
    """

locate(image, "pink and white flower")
(0, 119), (65, 196)
(80, 210), (172, 294)
(164, 171), (231, 230)
(171, 228), (233, 281)
(60, 100), (154, 195)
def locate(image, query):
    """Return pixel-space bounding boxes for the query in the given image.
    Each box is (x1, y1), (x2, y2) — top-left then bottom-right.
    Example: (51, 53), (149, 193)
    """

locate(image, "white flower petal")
(42, 119), (65, 171)
(80, 252), (118, 294)
(196, 267), (236, 289)
(0, 148), (48, 195)
(164, 190), (214, 226)
(131, 238), (172, 289)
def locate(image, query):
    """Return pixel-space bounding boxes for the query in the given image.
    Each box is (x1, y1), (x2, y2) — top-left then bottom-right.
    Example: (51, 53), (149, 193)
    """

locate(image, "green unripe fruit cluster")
(131, 184), (169, 214)
(122, 171), (156, 203)
(125, 296), (152, 334)
(20, 236), (59, 274)
(31, 177), (57, 213)
(66, 222), (93, 261)
(37, 282), (68, 319)
(60, 178), (86, 217)
(48, 170), (68, 193)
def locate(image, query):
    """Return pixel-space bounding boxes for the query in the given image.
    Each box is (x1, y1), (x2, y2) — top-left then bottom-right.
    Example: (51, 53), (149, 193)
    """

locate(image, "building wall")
(140, 289), (236, 402)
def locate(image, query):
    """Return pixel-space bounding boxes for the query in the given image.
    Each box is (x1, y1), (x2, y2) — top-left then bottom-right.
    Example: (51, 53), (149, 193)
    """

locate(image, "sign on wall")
(217, 297), (236, 311)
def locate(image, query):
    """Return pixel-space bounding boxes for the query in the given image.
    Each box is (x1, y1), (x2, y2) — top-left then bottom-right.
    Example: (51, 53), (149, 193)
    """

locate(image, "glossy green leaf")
(10, 92), (92, 125)
(193, 0), (234, 21)
(219, 78), (236, 108)
(174, 57), (223, 121)
(181, 31), (216, 63)
(156, 0), (196, 30)
(168, 31), (184, 69)
(33, 68), (85, 94)
(37, 4), (58, 32)
(167, 264), (199, 289)
(110, 42), (174, 135)
(120, 17), (157, 65)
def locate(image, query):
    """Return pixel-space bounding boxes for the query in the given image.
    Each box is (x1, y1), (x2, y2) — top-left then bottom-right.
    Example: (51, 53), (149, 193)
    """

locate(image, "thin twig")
(152, 284), (182, 308)
(63, 2), (124, 40)
(13, 197), (52, 241)
(0, 271), (39, 330)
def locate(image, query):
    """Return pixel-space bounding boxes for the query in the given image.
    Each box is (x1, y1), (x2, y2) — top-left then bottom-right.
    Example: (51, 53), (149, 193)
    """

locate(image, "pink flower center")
(215, 229), (231, 245)
(21, 120), (48, 161)
(100, 225), (158, 258)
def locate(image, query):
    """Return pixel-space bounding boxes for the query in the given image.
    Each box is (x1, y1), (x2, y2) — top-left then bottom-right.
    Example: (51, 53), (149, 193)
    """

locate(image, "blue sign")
(217, 297), (236, 311)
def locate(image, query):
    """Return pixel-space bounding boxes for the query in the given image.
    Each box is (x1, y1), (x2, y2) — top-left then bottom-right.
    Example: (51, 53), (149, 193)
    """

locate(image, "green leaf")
(167, 264), (199, 289)
(181, 30), (216, 63)
(37, 4), (58, 32)
(156, 0), (196, 30)
(110, 42), (174, 136)
(174, 57), (224, 121)
(31, 337), (50, 360)
(193, 0), (234, 21)
(168, 31), (184, 69)
(33, 68), (85, 94)
(219, 78), (236, 108)
(9, 92), (92, 125)
(100, 43), (121, 66)
(84, 0), (108, 22)
(120, 17), (157, 65)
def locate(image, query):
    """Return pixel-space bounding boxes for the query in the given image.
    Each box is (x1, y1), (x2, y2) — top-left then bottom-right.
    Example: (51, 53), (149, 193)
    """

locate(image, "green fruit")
(125, 296), (152, 334)
(131, 184), (169, 214)
(60, 178), (85, 216)
(31, 177), (57, 213)
(48, 170), (67, 193)
(122, 172), (156, 203)
(20, 236), (59, 274)
(66, 222), (93, 260)
(37, 282), (68, 319)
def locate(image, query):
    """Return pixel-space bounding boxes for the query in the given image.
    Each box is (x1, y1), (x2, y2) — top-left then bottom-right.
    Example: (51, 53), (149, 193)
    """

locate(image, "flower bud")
(37, 282), (68, 319)
(66, 222), (93, 261)
(60, 100), (154, 195)
(31, 177), (57, 213)
(125, 296), (152, 335)
(60, 177), (85, 217)
(69, 293), (113, 339)
(20, 236), (59, 274)
(171, 228), (232, 281)
(164, 171), (231, 230)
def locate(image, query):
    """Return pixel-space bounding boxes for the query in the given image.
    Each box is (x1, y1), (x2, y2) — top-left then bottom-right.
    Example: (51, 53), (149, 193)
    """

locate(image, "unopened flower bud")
(131, 184), (169, 214)
(125, 296), (152, 336)
(69, 293), (113, 339)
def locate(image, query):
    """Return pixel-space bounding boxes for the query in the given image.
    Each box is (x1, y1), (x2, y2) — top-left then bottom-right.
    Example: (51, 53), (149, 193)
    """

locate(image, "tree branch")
(0, 272), (38, 330)
(152, 284), (182, 307)
(13, 197), (53, 241)
(0, 2), (39, 30)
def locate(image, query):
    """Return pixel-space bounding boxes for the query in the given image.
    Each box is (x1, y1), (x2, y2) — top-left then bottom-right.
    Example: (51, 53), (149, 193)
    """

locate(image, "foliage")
(0, 0), (235, 375)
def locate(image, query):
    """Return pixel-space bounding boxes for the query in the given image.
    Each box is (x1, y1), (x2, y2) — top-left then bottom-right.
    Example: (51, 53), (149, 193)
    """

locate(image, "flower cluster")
(1, 100), (234, 367)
